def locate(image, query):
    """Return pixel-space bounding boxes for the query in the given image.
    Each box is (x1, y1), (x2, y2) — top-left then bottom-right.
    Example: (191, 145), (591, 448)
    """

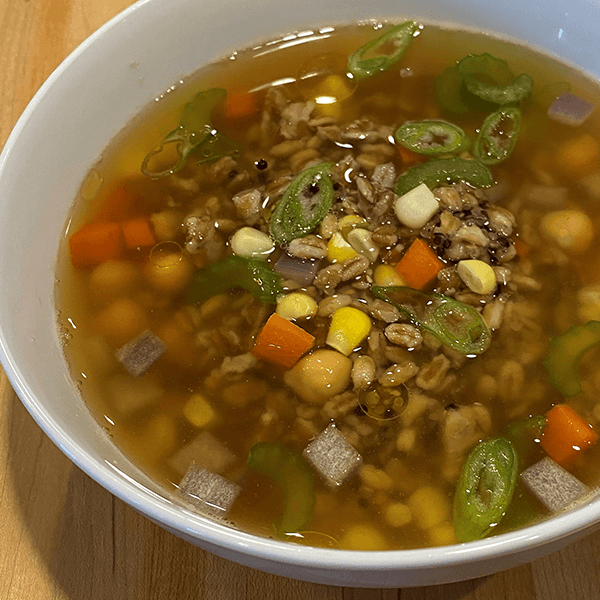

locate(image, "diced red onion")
(548, 92), (595, 126)
(274, 253), (321, 286)
(520, 457), (589, 512)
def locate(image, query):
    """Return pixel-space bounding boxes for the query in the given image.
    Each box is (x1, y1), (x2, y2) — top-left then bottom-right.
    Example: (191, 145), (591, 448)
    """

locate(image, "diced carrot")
(69, 222), (125, 268)
(251, 313), (315, 369)
(513, 238), (530, 259)
(221, 91), (258, 121)
(122, 217), (157, 249)
(397, 145), (426, 168)
(395, 238), (444, 290)
(540, 404), (598, 467)
(94, 182), (143, 222)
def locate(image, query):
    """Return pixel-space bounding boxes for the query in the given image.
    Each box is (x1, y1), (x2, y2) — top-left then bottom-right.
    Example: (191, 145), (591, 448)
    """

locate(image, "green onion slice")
(142, 88), (227, 178)
(187, 255), (283, 305)
(247, 442), (316, 536)
(270, 162), (334, 244)
(395, 157), (494, 197)
(453, 437), (519, 542)
(504, 415), (547, 469)
(473, 107), (522, 165)
(347, 21), (418, 81)
(543, 320), (600, 397)
(395, 119), (470, 156)
(372, 286), (492, 355)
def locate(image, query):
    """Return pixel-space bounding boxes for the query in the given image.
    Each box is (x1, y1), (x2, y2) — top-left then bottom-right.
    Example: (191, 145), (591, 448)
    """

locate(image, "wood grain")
(1, 1), (600, 598)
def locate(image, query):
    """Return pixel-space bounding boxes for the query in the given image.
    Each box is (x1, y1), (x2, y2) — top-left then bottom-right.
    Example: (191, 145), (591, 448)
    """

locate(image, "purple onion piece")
(274, 253), (321, 287)
(548, 92), (595, 126)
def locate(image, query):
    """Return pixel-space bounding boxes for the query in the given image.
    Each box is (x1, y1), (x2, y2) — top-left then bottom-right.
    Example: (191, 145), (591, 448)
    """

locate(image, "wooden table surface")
(1, 1), (600, 598)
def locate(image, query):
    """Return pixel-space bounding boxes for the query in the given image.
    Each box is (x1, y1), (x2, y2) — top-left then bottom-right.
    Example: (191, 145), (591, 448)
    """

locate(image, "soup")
(57, 20), (600, 550)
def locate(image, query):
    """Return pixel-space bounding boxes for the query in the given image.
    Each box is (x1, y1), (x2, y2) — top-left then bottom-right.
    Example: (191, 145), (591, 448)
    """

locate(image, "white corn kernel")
(230, 227), (274, 258)
(394, 183), (439, 229)
(347, 228), (380, 262)
(457, 259), (497, 295)
(276, 292), (318, 320)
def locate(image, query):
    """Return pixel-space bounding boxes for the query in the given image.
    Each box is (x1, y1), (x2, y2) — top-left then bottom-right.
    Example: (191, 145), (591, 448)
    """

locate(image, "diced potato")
(539, 209), (594, 254)
(230, 226), (274, 258)
(327, 231), (357, 263)
(183, 393), (217, 428)
(457, 259), (497, 295)
(339, 524), (388, 551)
(347, 228), (380, 262)
(284, 349), (352, 404)
(373, 264), (406, 287)
(276, 292), (318, 320)
(394, 183), (439, 229)
(95, 298), (148, 346)
(407, 486), (451, 530)
(89, 260), (142, 302)
(326, 307), (372, 356)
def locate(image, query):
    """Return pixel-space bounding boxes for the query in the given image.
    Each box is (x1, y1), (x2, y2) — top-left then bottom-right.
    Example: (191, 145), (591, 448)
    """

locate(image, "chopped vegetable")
(394, 238), (444, 290)
(327, 231), (358, 263)
(220, 90), (258, 120)
(251, 313), (315, 368)
(395, 157), (494, 197)
(409, 486), (451, 530)
(505, 415), (547, 468)
(116, 330), (167, 377)
(540, 404), (598, 466)
(457, 259), (497, 295)
(520, 457), (590, 512)
(346, 228), (380, 262)
(326, 306), (372, 355)
(547, 92), (595, 126)
(196, 130), (242, 166)
(453, 437), (519, 542)
(539, 209), (594, 254)
(69, 221), (125, 268)
(141, 88), (227, 178)
(273, 253), (320, 286)
(372, 286), (492, 355)
(543, 321), (600, 396)
(473, 107), (522, 165)
(247, 442), (316, 535)
(122, 217), (157, 249)
(303, 423), (362, 487)
(276, 292), (318, 320)
(394, 183), (440, 230)
(183, 393), (217, 428)
(434, 65), (474, 115)
(554, 133), (600, 177)
(270, 162), (334, 244)
(394, 119), (470, 156)
(230, 226), (274, 258)
(179, 463), (241, 518)
(347, 20), (418, 81)
(373, 264), (406, 287)
(187, 255), (283, 305)
(94, 183), (142, 222)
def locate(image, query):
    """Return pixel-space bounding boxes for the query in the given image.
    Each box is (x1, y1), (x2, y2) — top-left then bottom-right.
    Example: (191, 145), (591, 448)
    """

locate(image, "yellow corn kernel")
(429, 521), (457, 546)
(457, 259), (497, 295)
(276, 292), (318, 320)
(373, 264), (406, 287)
(384, 502), (412, 528)
(339, 524), (387, 551)
(540, 209), (594, 254)
(338, 214), (367, 237)
(407, 486), (451, 530)
(359, 464), (394, 491)
(183, 393), (217, 428)
(327, 231), (357, 263)
(326, 306), (372, 356)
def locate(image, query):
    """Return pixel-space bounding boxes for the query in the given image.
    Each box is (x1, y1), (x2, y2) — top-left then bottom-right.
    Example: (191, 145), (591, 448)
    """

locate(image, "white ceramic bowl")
(2, 0), (600, 588)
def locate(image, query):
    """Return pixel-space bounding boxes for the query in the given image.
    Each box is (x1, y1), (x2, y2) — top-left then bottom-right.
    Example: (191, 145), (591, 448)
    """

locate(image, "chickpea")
(540, 209), (594, 254)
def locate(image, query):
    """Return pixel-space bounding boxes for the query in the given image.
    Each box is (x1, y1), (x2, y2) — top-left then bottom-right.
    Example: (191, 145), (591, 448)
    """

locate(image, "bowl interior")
(1, 0), (600, 587)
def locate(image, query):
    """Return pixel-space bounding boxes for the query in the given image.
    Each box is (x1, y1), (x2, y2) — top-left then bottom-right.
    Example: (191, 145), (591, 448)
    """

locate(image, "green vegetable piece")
(395, 157), (494, 197)
(434, 65), (479, 114)
(270, 162), (334, 244)
(394, 119), (470, 156)
(187, 255), (283, 305)
(247, 442), (316, 536)
(141, 88), (227, 178)
(347, 21), (418, 81)
(453, 437), (519, 542)
(543, 320), (600, 397)
(372, 286), (491, 355)
(473, 107), (522, 165)
(197, 131), (242, 165)
(505, 415), (547, 469)
(458, 54), (533, 105)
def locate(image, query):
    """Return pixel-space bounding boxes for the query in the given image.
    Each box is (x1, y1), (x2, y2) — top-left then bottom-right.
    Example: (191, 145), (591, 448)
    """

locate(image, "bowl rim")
(1, 0), (600, 577)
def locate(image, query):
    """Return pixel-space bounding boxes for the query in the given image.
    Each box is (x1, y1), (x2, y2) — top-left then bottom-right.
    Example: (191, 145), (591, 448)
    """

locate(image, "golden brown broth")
(57, 21), (600, 550)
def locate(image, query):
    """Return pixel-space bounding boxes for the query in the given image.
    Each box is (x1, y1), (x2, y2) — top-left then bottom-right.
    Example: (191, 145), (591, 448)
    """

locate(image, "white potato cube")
(394, 183), (439, 229)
